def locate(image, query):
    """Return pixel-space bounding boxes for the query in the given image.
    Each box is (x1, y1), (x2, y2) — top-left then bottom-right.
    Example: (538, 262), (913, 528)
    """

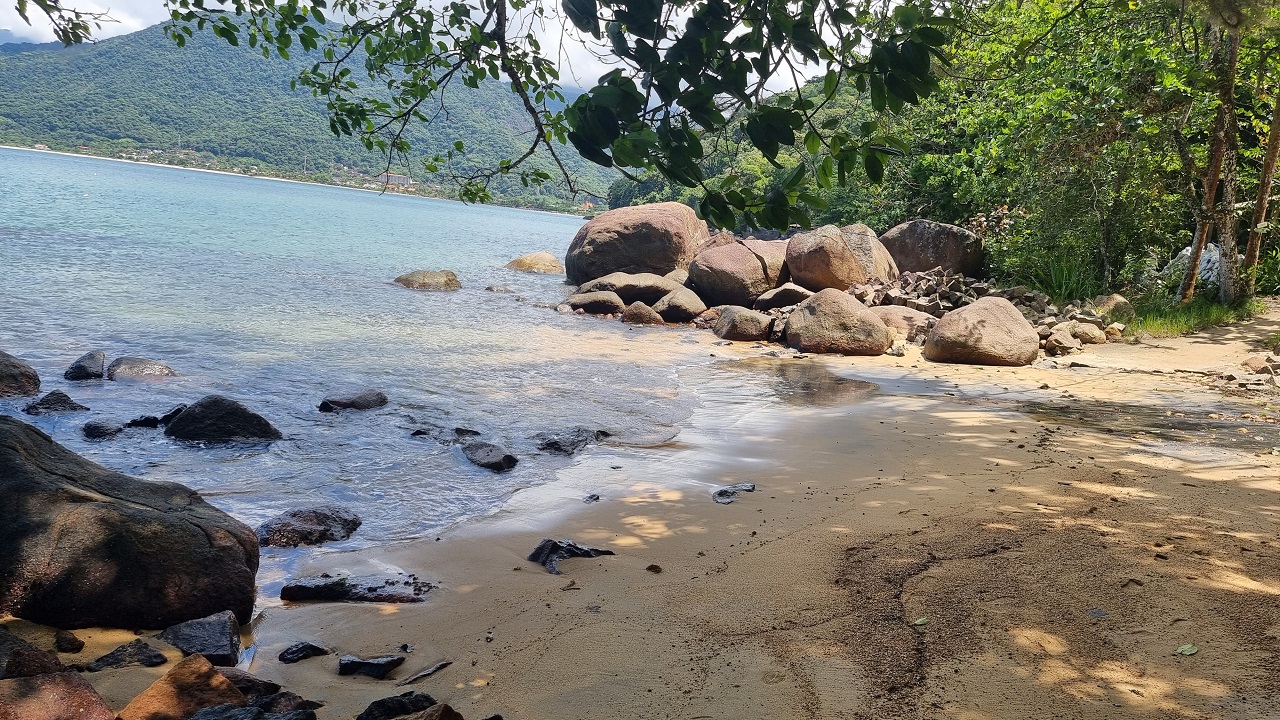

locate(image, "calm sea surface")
(0, 147), (722, 545)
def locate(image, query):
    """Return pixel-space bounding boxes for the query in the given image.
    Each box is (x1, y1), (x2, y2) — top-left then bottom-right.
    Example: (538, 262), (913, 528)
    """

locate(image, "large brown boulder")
(785, 225), (898, 291)
(879, 220), (983, 277)
(923, 296), (1039, 366)
(565, 202), (709, 284)
(0, 416), (259, 629)
(784, 289), (894, 355)
(713, 307), (774, 341)
(687, 238), (789, 307)
(870, 306), (936, 342)
(652, 287), (707, 322)
(621, 301), (665, 325)
(1092, 293), (1135, 323)
(0, 672), (114, 720)
(566, 291), (625, 315)
(0, 350), (39, 397)
(505, 251), (564, 275)
(117, 655), (246, 720)
(577, 272), (685, 305)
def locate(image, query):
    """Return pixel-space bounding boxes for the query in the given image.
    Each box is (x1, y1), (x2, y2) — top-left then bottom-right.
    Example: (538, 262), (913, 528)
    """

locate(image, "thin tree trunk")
(1099, 161), (1129, 287)
(1243, 93), (1280, 296)
(1218, 141), (1240, 304)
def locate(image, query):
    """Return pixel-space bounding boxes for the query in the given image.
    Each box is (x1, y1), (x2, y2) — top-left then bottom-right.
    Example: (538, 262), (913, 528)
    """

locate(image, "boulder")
(878, 219), (984, 277)
(63, 351), (105, 381)
(0, 672), (114, 720)
(785, 225), (898, 292)
(1093, 293), (1136, 323)
(164, 395), (283, 443)
(82, 421), (123, 440)
(252, 691), (323, 714)
(923, 296), (1040, 366)
(158, 611), (242, 666)
(404, 706), (465, 720)
(53, 630), (84, 654)
(338, 655), (406, 680)
(394, 270), (461, 291)
(1045, 328), (1082, 356)
(687, 239), (788, 307)
(1073, 323), (1107, 345)
(318, 389), (388, 413)
(753, 283), (813, 311)
(527, 539), (615, 575)
(257, 506), (362, 547)
(118, 654), (247, 720)
(1105, 323), (1126, 342)
(783, 289), (894, 356)
(461, 441), (518, 472)
(0, 416), (259, 629)
(106, 357), (176, 380)
(213, 668), (279, 700)
(621, 301), (665, 325)
(280, 574), (430, 603)
(505, 251), (564, 275)
(356, 691), (437, 720)
(577, 272), (685, 305)
(566, 291), (625, 315)
(85, 640), (168, 672)
(565, 202), (708, 284)
(23, 390), (89, 415)
(0, 351), (39, 397)
(870, 306), (936, 342)
(0, 629), (66, 679)
(277, 642), (330, 665)
(713, 307), (774, 341)
(652, 287), (707, 322)
(663, 268), (689, 285)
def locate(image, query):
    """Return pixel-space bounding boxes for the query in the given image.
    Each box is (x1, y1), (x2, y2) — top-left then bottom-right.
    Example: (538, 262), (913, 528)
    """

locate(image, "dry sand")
(9, 319), (1280, 720)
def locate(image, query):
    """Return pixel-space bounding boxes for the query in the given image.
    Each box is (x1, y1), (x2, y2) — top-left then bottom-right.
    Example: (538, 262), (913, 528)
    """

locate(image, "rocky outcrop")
(783, 289), (894, 355)
(23, 391), (89, 415)
(257, 506), (362, 547)
(157, 611), (242, 667)
(713, 307), (774, 341)
(785, 224), (898, 291)
(0, 351), (39, 397)
(63, 351), (105, 381)
(117, 655), (246, 720)
(753, 283), (812, 311)
(687, 238), (788, 307)
(318, 389), (388, 413)
(533, 427), (609, 455)
(566, 291), (625, 315)
(461, 441), (518, 472)
(0, 416), (259, 629)
(923, 296), (1039, 366)
(107, 357), (177, 380)
(394, 270), (461, 291)
(879, 220), (983, 277)
(621, 302), (665, 325)
(870, 306), (936, 343)
(652, 288), (707, 322)
(577, 272), (685, 305)
(565, 202), (708, 284)
(505, 251), (564, 275)
(164, 396), (283, 443)
(0, 673), (115, 720)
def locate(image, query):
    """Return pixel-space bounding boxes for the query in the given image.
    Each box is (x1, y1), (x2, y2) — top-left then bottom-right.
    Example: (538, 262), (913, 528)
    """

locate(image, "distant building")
(376, 172), (416, 186)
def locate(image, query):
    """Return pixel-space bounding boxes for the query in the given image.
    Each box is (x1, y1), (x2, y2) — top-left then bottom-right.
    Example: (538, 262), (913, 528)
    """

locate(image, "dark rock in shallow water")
(277, 642), (330, 665)
(188, 706), (263, 720)
(533, 427), (610, 456)
(23, 390), (89, 415)
(125, 415), (161, 428)
(257, 506), (362, 548)
(280, 574), (431, 603)
(85, 639), (167, 672)
(318, 389), (388, 413)
(82, 421), (124, 440)
(461, 441), (517, 472)
(338, 655), (405, 680)
(159, 404), (188, 425)
(0, 628), (67, 678)
(251, 691), (323, 714)
(0, 672), (115, 720)
(527, 539), (615, 575)
(106, 356), (176, 380)
(0, 350), (40, 398)
(158, 610), (241, 667)
(356, 691), (436, 720)
(216, 668), (280, 700)
(164, 395), (283, 443)
(0, 416), (259, 629)
(711, 482), (756, 504)
(64, 351), (105, 381)
(53, 630), (84, 654)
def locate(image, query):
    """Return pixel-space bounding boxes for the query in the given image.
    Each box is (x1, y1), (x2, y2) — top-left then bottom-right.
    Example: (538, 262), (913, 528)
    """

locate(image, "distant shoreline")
(0, 144), (586, 220)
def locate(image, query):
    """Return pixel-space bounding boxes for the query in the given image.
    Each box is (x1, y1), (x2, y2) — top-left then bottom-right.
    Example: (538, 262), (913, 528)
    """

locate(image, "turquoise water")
(0, 147), (704, 545)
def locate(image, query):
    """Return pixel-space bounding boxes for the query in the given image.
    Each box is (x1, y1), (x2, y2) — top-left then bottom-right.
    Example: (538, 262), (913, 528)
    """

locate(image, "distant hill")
(0, 25), (610, 207)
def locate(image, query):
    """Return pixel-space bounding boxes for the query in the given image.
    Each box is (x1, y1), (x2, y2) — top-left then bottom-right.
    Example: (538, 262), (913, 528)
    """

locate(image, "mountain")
(0, 24), (610, 206)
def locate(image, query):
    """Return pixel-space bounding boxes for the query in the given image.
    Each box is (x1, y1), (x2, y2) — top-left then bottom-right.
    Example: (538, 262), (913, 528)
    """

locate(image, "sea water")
(0, 147), (715, 544)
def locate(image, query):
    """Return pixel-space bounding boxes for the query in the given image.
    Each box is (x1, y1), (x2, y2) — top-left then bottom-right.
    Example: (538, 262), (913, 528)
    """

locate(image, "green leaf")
(1176, 644), (1198, 656)
(804, 130), (821, 155)
(912, 617), (929, 626)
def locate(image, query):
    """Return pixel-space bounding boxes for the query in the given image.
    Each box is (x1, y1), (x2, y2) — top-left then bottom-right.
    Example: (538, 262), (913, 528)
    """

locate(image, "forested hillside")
(0, 25), (610, 208)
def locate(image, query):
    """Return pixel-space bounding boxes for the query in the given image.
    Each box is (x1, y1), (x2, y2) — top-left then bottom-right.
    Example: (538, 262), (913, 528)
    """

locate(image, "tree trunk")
(1243, 93), (1280, 296)
(1217, 141), (1239, 304)
(1179, 29), (1241, 303)
(1099, 160), (1129, 287)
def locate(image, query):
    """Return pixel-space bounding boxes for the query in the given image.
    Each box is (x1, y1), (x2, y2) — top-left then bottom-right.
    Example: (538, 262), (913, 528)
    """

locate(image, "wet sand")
(9, 332), (1280, 719)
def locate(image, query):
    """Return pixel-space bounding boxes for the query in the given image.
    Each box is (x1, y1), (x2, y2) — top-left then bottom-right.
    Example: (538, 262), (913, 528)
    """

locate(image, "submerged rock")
(277, 642), (330, 665)
(338, 655), (405, 680)
(711, 482), (756, 505)
(0, 350), (40, 397)
(0, 672), (115, 720)
(164, 395), (283, 443)
(85, 640), (168, 672)
(461, 441), (518, 472)
(0, 416), (259, 629)
(82, 421), (124, 440)
(63, 351), (105, 381)
(280, 574), (431, 603)
(23, 390), (89, 415)
(394, 270), (461, 291)
(526, 539), (615, 575)
(533, 427), (610, 456)
(505, 251), (564, 275)
(158, 610), (241, 667)
(106, 357), (176, 380)
(257, 506), (362, 548)
(356, 691), (437, 720)
(318, 389), (388, 413)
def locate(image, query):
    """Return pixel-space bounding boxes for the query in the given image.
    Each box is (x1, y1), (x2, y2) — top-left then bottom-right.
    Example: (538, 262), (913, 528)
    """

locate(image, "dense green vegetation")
(0, 24), (611, 209)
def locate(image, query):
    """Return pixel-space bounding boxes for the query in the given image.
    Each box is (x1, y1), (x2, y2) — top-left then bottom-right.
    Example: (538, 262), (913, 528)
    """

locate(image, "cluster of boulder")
(557, 203), (1086, 367)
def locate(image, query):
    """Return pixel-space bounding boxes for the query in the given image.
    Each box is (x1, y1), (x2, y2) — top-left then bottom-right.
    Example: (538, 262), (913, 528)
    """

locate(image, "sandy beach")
(12, 319), (1278, 720)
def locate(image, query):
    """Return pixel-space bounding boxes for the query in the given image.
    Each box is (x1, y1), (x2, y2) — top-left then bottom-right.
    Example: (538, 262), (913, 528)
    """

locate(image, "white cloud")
(0, 0), (169, 41)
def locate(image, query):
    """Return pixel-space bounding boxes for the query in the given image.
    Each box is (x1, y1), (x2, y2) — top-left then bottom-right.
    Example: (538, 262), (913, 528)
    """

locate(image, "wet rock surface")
(533, 427), (610, 455)
(337, 655), (406, 680)
(461, 441), (518, 472)
(257, 506), (362, 547)
(81, 421), (124, 440)
(164, 395), (283, 443)
(280, 574), (432, 603)
(63, 351), (105, 381)
(318, 390), (388, 413)
(23, 390), (89, 415)
(566, 290), (625, 315)
(107, 357), (176, 380)
(157, 610), (242, 666)
(0, 350), (40, 397)
(712, 482), (757, 504)
(277, 642), (330, 665)
(527, 539), (616, 575)
(394, 270), (461, 291)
